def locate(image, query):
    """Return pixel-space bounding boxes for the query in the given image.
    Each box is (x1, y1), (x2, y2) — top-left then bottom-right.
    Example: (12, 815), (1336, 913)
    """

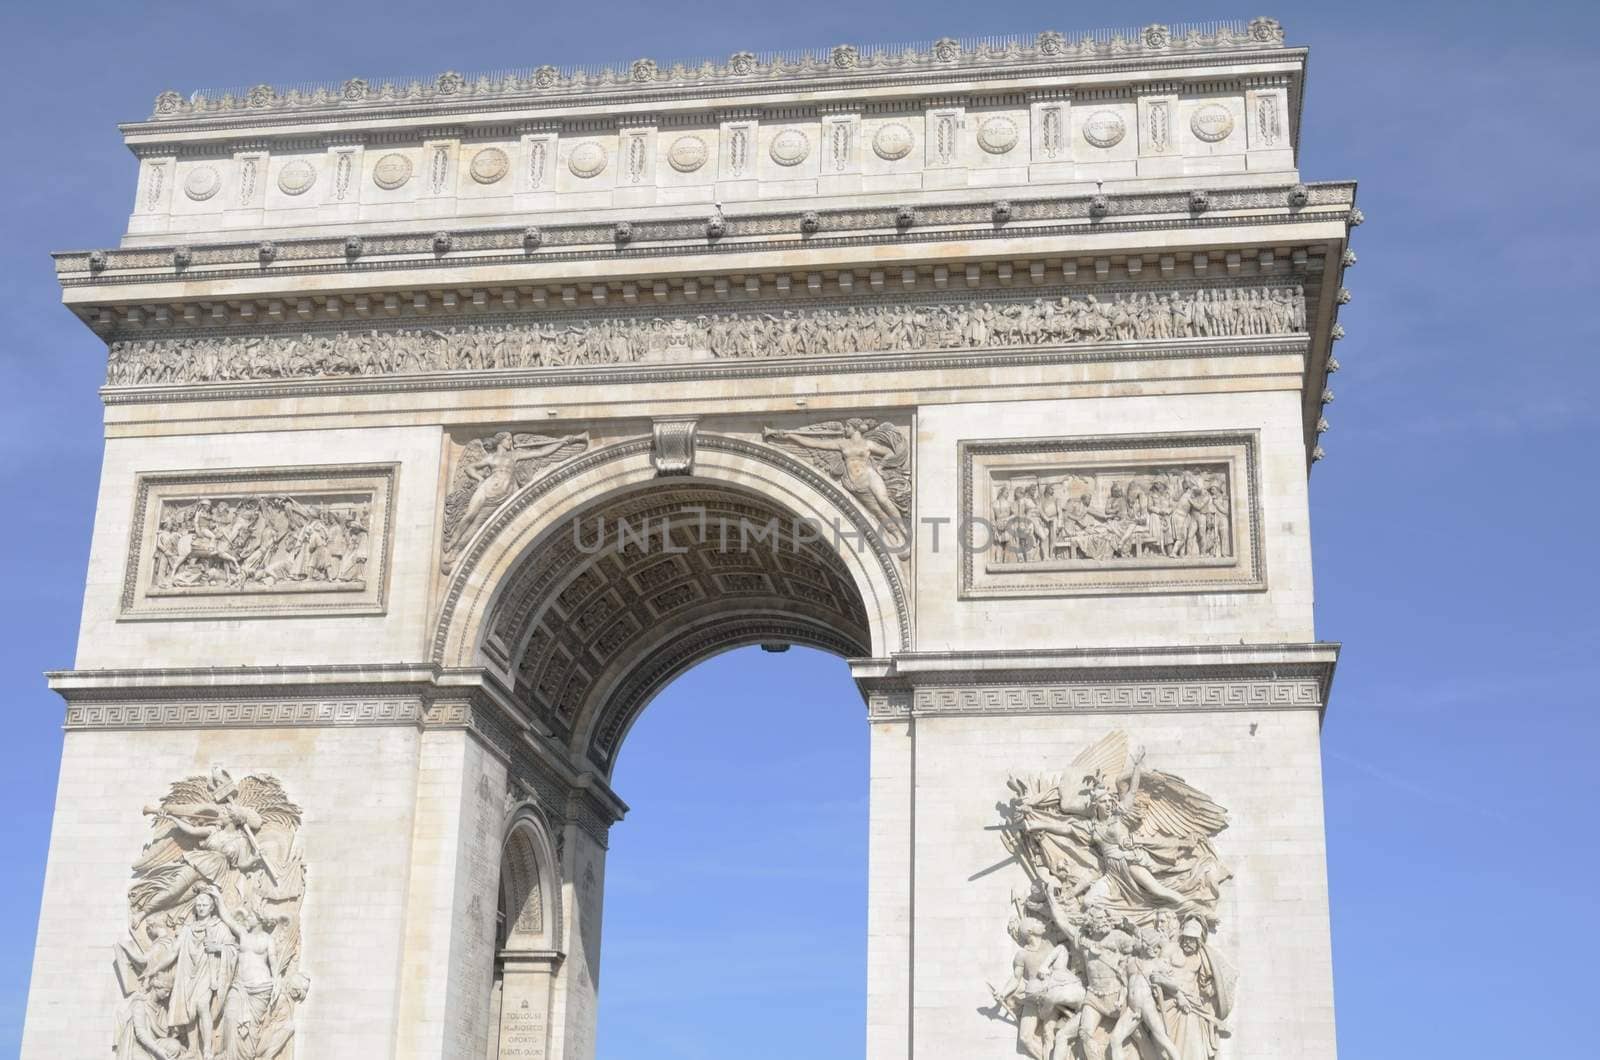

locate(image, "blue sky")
(2, 1), (1597, 1056)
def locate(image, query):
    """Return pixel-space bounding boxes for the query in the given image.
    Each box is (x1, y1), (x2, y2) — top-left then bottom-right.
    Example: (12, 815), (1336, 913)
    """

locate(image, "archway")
(594, 645), (869, 1058)
(442, 434), (903, 1057)
(487, 813), (564, 1059)
(434, 434), (909, 774)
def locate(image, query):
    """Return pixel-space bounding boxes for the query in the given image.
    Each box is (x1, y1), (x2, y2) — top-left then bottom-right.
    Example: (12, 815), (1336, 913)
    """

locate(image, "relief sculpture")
(114, 767), (310, 1060)
(105, 285), (1307, 386)
(990, 466), (1232, 567)
(762, 419), (910, 546)
(150, 493), (372, 593)
(440, 431), (590, 573)
(989, 733), (1236, 1060)
(960, 434), (1262, 598)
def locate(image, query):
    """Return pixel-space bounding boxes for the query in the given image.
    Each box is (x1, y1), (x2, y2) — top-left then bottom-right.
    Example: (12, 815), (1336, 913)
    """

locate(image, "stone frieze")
(121, 464), (396, 619)
(105, 284), (1307, 387)
(960, 433), (1264, 597)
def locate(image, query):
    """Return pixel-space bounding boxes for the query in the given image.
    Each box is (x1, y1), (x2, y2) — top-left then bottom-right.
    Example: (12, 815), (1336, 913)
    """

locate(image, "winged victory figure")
(761, 418), (911, 547)
(440, 430), (589, 573)
(1002, 732), (1233, 928)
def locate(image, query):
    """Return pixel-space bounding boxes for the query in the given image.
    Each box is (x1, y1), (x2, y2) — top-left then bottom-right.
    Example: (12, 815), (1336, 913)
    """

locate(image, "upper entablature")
(120, 19), (1305, 245)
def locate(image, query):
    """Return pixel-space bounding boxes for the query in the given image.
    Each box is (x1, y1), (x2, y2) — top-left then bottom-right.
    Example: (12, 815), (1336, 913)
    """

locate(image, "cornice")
(56, 182), (1357, 290)
(129, 21), (1295, 134)
(854, 641), (1340, 720)
(46, 660), (628, 833)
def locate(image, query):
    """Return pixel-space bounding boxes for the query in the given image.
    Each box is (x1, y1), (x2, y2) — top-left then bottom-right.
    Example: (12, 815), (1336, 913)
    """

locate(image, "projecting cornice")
(58, 181), (1354, 289)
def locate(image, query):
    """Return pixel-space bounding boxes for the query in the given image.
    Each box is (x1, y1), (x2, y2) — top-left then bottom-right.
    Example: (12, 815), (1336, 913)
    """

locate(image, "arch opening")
(465, 469), (884, 776)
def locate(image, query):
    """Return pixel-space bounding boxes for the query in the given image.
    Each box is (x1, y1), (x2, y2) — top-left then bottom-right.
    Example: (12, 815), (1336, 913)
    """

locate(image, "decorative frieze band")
(143, 21), (1288, 124)
(863, 675), (1323, 718)
(61, 183), (1353, 280)
(63, 697), (424, 730)
(104, 282), (1309, 387)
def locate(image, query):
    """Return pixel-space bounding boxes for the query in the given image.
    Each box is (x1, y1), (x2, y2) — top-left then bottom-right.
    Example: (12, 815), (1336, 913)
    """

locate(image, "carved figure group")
(991, 469), (1231, 566)
(105, 286), (1307, 386)
(150, 495), (370, 593)
(990, 733), (1237, 1060)
(115, 767), (309, 1060)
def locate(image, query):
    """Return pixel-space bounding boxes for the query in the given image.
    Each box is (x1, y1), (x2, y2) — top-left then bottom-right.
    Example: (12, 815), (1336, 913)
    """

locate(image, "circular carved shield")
(977, 116), (1020, 155)
(469, 147), (510, 185)
(873, 122), (914, 161)
(568, 141), (609, 179)
(372, 153), (413, 190)
(276, 160), (317, 196)
(1190, 104), (1236, 143)
(769, 128), (811, 167)
(1082, 111), (1127, 149)
(1081, 112), (1132, 150)
(667, 135), (708, 173)
(183, 165), (221, 201)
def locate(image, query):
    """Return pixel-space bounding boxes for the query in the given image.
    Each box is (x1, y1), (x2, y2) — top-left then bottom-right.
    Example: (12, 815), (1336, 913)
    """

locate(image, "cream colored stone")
(27, 18), (1353, 1059)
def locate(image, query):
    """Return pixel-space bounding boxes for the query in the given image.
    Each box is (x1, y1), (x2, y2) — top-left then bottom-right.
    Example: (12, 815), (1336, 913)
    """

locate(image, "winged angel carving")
(990, 733), (1238, 1060)
(440, 431), (589, 573)
(761, 419), (911, 546)
(114, 767), (309, 1060)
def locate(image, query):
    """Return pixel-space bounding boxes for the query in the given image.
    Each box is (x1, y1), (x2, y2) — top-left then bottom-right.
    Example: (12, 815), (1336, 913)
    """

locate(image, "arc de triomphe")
(24, 18), (1350, 1059)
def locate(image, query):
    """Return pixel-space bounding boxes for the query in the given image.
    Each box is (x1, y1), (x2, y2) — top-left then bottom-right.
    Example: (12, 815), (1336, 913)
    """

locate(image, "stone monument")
(23, 17), (1351, 1058)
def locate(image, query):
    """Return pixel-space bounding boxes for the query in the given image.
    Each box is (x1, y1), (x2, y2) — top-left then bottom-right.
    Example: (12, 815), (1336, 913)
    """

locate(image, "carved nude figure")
(763, 419), (910, 545)
(1107, 926), (1184, 1060)
(215, 897), (282, 1060)
(991, 915), (1082, 1060)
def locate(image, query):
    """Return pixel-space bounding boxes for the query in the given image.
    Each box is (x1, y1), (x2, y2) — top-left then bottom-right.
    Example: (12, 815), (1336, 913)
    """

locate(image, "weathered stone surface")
(24, 18), (1352, 1060)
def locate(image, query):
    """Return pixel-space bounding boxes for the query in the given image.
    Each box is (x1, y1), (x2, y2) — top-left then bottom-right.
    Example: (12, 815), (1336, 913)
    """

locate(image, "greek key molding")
(905, 677), (1322, 717)
(63, 697), (424, 730)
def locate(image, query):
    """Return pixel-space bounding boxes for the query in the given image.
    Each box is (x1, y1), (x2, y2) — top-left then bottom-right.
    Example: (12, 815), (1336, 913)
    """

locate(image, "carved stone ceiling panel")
(487, 484), (871, 761)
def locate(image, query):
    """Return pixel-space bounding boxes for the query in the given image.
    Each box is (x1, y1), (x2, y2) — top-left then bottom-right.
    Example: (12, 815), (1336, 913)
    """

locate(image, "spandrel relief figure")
(105, 285), (1308, 386)
(990, 733), (1235, 1059)
(118, 768), (309, 1060)
(762, 419), (911, 547)
(439, 431), (590, 573)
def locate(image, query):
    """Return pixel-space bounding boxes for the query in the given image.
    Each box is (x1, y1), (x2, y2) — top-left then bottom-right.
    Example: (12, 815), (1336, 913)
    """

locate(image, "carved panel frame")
(959, 431), (1264, 598)
(120, 462), (398, 619)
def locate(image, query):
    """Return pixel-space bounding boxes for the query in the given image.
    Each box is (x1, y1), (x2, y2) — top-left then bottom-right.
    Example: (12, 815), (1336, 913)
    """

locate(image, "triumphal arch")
(24, 17), (1352, 1059)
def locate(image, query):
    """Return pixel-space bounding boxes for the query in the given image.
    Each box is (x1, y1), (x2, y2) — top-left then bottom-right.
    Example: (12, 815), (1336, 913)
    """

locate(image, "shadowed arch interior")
(480, 480), (873, 775)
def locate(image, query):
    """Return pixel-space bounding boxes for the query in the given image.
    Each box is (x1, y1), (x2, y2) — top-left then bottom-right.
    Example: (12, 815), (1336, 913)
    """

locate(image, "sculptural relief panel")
(113, 767), (310, 1060)
(121, 464), (397, 618)
(104, 283), (1309, 387)
(989, 732), (1236, 1060)
(960, 433), (1263, 597)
